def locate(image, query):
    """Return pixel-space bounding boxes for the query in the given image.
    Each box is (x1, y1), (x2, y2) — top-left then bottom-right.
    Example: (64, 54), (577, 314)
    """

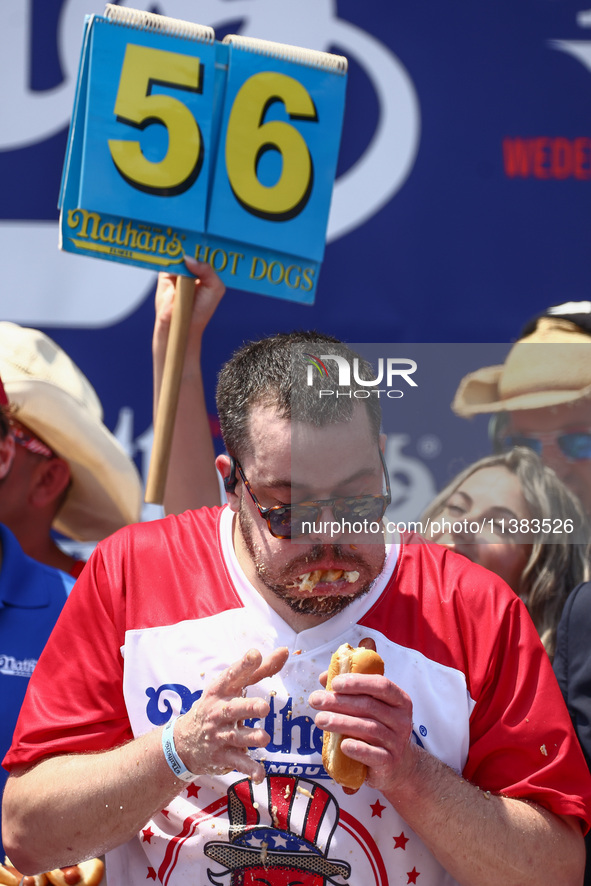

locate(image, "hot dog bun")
(46, 859), (104, 886)
(0, 860), (21, 886)
(0, 859), (48, 885)
(322, 642), (384, 791)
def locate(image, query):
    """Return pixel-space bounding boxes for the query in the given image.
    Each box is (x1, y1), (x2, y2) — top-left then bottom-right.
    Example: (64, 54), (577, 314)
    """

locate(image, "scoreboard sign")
(58, 5), (348, 304)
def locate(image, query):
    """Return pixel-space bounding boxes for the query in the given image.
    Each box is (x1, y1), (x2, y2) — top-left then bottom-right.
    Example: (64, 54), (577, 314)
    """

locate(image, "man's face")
(228, 404), (387, 628)
(0, 433), (46, 524)
(507, 400), (591, 512)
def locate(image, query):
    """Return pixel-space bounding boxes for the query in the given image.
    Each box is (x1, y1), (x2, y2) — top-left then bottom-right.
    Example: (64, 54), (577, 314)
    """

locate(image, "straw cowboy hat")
(452, 316), (591, 416)
(0, 321), (142, 541)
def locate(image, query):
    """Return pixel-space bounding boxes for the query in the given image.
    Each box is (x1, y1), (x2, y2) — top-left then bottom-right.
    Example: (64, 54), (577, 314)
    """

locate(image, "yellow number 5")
(108, 44), (203, 195)
(225, 72), (317, 220)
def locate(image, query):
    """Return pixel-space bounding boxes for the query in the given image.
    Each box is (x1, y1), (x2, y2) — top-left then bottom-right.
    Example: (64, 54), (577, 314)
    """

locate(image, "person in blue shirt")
(0, 378), (75, 858)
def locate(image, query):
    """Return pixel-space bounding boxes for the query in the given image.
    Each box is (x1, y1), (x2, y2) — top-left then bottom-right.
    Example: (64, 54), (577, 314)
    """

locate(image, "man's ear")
(216, 454), (240, 511)
(29, 457), (71, 510)
(0, 434), (15, 479)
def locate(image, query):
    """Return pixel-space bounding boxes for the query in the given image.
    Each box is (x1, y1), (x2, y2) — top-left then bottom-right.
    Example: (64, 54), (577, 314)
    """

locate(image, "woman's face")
(430, 465), (532, 592)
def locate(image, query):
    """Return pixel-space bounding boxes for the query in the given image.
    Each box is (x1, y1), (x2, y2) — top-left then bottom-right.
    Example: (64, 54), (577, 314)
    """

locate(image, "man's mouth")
(286, 569), (360, 593)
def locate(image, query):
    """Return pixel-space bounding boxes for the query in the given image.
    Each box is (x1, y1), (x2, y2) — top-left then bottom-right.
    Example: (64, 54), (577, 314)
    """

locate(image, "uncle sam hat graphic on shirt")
(204, 776), (351, 884)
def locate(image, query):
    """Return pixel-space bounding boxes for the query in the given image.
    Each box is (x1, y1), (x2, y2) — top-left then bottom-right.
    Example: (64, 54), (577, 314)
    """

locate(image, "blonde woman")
(422, 447), (590, 659)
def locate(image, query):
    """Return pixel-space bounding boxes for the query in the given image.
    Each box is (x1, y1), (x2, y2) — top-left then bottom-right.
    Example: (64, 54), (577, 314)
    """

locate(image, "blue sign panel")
(58, 9), (347, 304)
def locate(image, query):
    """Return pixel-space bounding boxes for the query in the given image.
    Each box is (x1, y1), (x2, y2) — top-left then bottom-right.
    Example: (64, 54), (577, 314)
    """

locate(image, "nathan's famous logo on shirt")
(0, 653), (37, 677)
(304, 353), (418, 400)
(145, 683), (425, 779)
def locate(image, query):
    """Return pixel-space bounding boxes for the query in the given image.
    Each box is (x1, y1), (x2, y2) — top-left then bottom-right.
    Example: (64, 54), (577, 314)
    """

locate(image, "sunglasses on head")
(499, 429), (591, 461)
(226, 448), (392, 539)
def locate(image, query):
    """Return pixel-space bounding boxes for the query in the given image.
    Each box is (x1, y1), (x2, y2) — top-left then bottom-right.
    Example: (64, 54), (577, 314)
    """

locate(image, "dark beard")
(238, 504), (383, 617)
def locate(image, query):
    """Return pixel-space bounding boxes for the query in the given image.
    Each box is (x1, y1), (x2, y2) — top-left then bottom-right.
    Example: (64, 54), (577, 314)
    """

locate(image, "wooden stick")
(145, 274), (194, 504)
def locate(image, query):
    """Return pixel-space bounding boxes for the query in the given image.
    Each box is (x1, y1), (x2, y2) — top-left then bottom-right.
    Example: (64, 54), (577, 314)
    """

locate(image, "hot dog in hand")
(0, 859), (48, 885)
(322, 642), (384, 792)
(46, 860), (104, 886)
(0, 858), (104, 886)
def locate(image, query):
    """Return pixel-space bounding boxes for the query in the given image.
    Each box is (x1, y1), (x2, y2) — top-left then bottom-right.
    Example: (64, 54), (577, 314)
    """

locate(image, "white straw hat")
(0, 321), (142, 541)
(452, 317), (591, 416)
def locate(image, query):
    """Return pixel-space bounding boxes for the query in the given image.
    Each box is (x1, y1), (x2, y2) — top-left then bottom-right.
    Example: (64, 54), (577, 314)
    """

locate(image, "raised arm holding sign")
(58, 4), (348, 502)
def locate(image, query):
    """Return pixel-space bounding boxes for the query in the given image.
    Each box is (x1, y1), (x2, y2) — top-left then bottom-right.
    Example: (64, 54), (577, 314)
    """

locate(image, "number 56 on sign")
(58, 6), (348, 304)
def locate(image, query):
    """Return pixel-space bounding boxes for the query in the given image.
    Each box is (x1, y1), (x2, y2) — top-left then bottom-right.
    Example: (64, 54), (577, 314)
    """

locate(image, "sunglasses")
(10, 419), (54, 459)
(228, 449), (391, 539)
(499, 429), (591, 461)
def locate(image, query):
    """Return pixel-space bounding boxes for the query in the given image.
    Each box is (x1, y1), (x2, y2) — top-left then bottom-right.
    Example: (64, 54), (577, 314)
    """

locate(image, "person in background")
(422, 447), (589, 659)
(452, 299), (591, 886)
(452, 302), (591, 515)
(0, 321), (143, 576)
(3, 332), (590, 886)
(0, 375), (75, 858)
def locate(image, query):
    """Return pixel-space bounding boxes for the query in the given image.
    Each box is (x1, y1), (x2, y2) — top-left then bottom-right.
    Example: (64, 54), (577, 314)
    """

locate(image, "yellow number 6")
(108, 44), (203, 195)
(225, 72), (317, 220)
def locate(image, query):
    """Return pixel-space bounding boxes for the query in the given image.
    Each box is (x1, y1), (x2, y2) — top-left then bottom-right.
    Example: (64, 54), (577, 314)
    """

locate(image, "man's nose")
(306, 504), (344, 542)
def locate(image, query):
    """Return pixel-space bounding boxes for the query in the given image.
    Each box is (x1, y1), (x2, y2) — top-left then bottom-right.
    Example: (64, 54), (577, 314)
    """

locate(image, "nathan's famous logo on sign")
(66, 208), (184, 267)
(65, 207), (318, 292)
(304, 353), (418, 399)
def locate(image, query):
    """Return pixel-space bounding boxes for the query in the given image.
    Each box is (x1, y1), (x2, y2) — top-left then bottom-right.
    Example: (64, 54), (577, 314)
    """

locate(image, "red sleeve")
(463, 590), (591, 829)
(363, 539), (591, 832)
(3, 543), (133, 770)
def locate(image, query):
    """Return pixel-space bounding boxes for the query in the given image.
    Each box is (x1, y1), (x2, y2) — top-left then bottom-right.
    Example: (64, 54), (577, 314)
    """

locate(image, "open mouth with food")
(286, 568), (360, 594)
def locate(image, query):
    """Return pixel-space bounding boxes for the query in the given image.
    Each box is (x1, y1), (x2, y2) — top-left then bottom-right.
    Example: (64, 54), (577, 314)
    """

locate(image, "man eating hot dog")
(3, 328), (591, 886)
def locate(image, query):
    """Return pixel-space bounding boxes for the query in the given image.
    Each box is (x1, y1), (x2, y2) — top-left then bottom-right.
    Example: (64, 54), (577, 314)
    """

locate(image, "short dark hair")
(216, 331), (382, 458)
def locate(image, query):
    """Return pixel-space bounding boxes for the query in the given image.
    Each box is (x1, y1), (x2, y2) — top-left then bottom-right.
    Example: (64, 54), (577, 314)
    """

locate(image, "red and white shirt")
(5, 506), (591, 886)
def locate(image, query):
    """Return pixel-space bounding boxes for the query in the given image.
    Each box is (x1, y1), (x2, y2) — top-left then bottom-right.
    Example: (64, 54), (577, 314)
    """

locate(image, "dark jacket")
(554, 581), (591, 885)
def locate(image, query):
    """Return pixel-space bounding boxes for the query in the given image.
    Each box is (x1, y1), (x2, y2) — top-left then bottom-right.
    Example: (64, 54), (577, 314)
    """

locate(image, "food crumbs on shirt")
(260, 841), (268, 865)
(284, 785), (291, 799)
(540, 744), (548, 756)
(297, 786), (313, 798)
(271, 805), (279, 827)
(293, 650), (302, 655)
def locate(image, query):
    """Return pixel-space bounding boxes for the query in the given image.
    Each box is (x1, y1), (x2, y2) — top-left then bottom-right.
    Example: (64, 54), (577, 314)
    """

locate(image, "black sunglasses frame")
(226, 448), (392, 539)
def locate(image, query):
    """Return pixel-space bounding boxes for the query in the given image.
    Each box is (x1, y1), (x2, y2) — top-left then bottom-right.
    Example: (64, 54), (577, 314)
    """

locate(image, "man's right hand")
(174, 647), (289, 783)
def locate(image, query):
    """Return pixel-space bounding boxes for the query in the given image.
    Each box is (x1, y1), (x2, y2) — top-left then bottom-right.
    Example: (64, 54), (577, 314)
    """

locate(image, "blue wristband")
(162, 718), (197, 783)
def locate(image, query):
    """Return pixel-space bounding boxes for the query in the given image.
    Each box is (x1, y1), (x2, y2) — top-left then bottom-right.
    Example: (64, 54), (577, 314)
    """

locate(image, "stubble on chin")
(237, 503), (384, 617)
